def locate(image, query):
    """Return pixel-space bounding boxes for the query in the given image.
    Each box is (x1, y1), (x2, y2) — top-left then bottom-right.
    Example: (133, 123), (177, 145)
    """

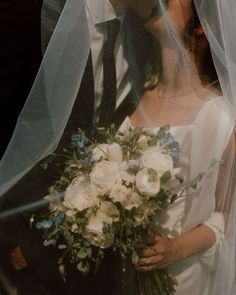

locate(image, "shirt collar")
(86, 0), (125, 25)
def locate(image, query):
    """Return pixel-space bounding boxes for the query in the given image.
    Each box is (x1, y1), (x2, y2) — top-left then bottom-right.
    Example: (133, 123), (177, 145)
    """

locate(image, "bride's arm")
(136, 133), (236, 272)
(135, 224), (216, 271)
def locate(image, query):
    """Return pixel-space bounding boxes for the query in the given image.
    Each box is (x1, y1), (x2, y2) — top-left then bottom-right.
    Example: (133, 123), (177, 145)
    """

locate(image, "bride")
(119, 0), (235, 294)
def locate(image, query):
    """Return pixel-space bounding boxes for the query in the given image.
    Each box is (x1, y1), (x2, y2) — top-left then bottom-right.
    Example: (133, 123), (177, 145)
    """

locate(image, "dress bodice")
(119, 96), (234, 295)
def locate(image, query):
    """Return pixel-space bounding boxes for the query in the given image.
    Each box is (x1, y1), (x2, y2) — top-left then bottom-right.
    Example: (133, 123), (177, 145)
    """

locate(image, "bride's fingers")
(136, 264), (162, 272)
(137, 255), (161, 266)
(135, 258), (167, 272)
(136, 246), (158, 258)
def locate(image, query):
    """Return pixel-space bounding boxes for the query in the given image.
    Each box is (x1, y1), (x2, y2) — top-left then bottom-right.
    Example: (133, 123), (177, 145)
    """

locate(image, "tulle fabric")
(0, 0), (92, 195)
(194, 1), (236, 293)
(0, 0), (235, 293)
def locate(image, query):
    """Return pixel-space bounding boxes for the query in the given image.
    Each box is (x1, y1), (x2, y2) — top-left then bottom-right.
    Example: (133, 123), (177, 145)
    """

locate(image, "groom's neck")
(109, 0), (130, 16)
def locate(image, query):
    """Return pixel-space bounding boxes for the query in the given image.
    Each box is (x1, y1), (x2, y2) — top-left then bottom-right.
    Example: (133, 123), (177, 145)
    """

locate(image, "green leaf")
(77, 261), (84, 272)
(77, 247), (88, 259)
(131, 251), (139, 265)
(175, 173), (184, 184)
(77, 261), (90, 274)
(86, 247), (92, 258)
(160, 171), (171, 184)
(59, 264), (65, 275)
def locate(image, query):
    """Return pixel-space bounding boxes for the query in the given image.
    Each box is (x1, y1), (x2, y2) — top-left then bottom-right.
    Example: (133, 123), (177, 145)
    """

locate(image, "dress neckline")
(127, 96), (222, 130)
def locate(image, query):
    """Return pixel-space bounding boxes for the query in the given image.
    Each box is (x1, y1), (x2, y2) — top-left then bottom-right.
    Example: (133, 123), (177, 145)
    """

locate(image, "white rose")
(83, 201), (119, 248)
(63, 180), (99, 212)
(107, 143), (123, 163)
(92, 143), (123, 163)
(136, 168), (160, 197)
(90, 160), (120, 195)
(142, 147), (174, 176)
(92, 144), (109, 161)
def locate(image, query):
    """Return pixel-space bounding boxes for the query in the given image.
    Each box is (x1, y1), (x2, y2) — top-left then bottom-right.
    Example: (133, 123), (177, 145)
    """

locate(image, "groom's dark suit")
(0, 5), (151, 295)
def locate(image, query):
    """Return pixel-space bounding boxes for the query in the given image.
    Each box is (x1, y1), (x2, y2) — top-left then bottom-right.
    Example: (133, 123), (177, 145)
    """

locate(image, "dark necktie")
(98, 18), (121, 127)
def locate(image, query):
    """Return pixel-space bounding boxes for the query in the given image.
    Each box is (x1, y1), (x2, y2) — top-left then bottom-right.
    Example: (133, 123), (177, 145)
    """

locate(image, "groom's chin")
(130, 0), (157, 20)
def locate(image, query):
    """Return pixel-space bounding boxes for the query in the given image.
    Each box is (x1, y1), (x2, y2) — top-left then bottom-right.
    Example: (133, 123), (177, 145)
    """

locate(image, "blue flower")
(36, 219), (53, 229)
(54, 212), (64, 225)
(159, 133), (182, 166)
(71, 132), (89, 149)
(159, 133), (175, 146)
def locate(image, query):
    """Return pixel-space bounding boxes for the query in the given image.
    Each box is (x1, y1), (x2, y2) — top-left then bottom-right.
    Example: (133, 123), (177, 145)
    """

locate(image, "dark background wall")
(0, 1), (42, 293)
(0, 0), (42, 158)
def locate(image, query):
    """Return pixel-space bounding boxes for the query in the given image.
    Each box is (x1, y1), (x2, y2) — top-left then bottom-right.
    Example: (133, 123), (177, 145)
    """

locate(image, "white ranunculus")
(110, 183), (142, 211)
(63, 180), (99, 212)
(100, 201), (120, 223)
(92, 144), (109, 161)
(142, 147), (174, 176)
(107, 143), (123, 163)
(110, 183), (132, 204)
(71, 223), (79, 233)
(49, 200), (66, 212)
(90, 160), (120, 195)
(65, 209), (76, 217)
(143, 129), (157, 137)
(133, 204), (154, 225)
(83, 201), (119, 248)
(136, 168), (160, 197)
(123, 191), (142, 211)
(137, 135), (149, 149)
(119, 160), (139, 184)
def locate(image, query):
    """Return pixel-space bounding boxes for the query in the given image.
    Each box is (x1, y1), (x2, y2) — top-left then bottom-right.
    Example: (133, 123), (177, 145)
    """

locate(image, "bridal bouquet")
(35, 124), (202, 294)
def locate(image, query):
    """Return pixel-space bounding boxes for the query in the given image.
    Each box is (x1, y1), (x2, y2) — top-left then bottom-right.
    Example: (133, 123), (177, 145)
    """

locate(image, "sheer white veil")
(0, 0), (94, 195)
(194, 1), (236, 293)
(0, 0), (236, 293)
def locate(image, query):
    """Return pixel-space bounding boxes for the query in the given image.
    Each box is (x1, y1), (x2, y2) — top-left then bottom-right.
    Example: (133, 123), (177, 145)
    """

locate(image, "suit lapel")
(58, 52), (95, 147)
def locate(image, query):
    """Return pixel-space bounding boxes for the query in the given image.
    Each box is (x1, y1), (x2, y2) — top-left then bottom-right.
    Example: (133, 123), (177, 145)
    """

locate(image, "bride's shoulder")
(194, 85), (226, 116)
(195, 88), (234, 134)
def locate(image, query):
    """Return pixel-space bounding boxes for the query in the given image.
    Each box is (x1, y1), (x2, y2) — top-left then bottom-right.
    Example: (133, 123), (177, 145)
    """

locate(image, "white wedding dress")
(120, 96), (234, 295)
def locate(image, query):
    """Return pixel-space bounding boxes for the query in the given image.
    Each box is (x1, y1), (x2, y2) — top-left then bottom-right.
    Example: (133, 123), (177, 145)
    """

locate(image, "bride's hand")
(135, 232), (182, 271)
(135, 224), (217, 272)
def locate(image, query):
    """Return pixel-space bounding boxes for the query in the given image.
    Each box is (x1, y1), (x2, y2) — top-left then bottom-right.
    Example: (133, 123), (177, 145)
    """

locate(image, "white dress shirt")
(85, 0), (132, 124)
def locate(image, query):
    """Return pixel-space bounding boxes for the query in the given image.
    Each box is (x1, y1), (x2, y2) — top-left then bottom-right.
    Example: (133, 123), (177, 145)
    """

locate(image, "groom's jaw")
(109, 0), (131, 16)
(109, 0), (156, 19)
(130, 0), (157, 20)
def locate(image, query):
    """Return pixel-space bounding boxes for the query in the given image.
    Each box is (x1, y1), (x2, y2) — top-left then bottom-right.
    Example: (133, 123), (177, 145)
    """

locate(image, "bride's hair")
(144, 0), (218, 90)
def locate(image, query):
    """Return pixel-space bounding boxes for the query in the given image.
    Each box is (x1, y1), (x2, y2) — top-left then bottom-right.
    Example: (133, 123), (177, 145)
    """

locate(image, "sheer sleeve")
(202, 132), (235, 253)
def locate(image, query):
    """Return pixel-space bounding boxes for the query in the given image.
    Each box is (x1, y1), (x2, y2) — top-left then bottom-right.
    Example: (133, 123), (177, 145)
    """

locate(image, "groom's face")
(128, 0), (156, 19)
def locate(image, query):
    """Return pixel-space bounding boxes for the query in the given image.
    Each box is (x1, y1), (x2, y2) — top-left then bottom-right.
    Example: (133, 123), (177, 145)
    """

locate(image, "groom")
(3, 0), (155, 294)
(40, 0), (155, 141)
